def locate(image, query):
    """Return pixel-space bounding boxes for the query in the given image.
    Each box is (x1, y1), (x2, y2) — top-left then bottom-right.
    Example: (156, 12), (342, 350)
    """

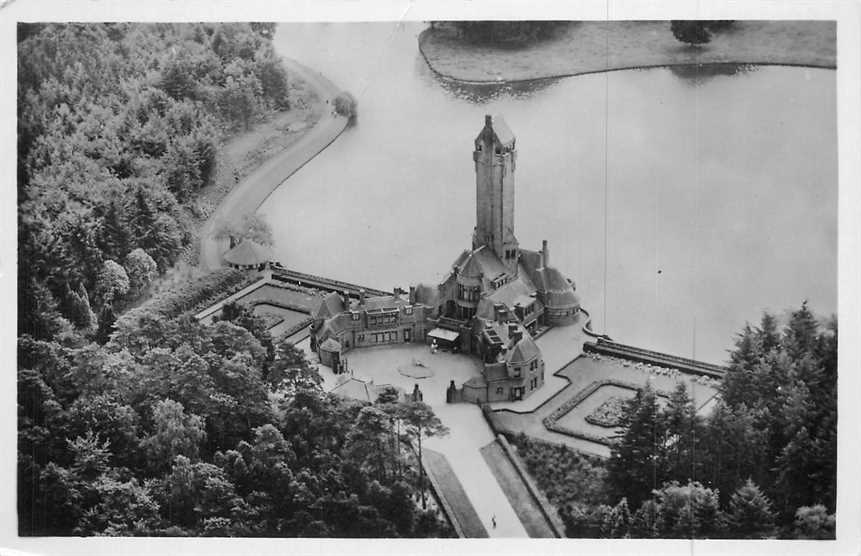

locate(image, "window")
(496, 387), (504, 395)
(514, 367), (521, 378)
(351, 311), (360, 321)
(405, 305), (413, 315)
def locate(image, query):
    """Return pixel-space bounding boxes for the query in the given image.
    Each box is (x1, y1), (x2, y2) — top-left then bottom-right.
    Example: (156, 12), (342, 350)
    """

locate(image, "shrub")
(670, 21), (712, 47)
(333, 91), (357, 124)
(793, 505), (835, 539)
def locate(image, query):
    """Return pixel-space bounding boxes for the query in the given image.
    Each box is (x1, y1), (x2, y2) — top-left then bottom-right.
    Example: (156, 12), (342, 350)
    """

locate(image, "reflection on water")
(264, 22), (837, 365)
(666, 63), (759, 87)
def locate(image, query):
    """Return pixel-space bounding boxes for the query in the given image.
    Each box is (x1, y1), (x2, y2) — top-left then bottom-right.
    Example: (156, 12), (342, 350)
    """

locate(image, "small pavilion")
(222, 239), (273, 271)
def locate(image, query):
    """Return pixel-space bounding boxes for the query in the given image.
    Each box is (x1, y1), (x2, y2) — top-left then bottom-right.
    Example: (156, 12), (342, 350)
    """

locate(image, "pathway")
(425, 404), (528, 538)
(422, 448), (488, 538)
(200, 60), (349, 271)
(480, 440), (556, 538)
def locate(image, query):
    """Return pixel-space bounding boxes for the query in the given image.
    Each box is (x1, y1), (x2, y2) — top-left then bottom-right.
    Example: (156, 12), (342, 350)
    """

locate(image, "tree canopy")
(18, 310), (453, 537)
(18, 23), (291, 343)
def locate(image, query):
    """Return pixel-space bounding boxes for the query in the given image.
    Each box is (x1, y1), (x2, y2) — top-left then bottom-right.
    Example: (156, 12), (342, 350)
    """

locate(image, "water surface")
(262, 22), (837, 365)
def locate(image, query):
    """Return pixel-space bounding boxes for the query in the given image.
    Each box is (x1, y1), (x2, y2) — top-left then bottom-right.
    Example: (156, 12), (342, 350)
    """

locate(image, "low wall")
(585, 338), (727, 378)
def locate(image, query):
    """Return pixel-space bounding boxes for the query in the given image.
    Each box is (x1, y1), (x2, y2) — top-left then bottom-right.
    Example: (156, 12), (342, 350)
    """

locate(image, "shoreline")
(418, 21), (836, 85)
(198, 59), (348, 271)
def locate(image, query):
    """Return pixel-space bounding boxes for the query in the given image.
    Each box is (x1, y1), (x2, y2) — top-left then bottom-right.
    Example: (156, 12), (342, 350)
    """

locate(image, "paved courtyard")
(308, 343), (528, 537)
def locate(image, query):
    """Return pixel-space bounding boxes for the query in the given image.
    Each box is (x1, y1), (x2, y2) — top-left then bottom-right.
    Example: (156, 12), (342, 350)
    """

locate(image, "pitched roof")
(223, 239), (272, 266)
(361, 294), (408, 312)
(489, 115), (515, 147)
(330, 377), (373, 403)
(314, 292), (345, 320)
(508, 335), (540, 364)
(318, 313), (350, 339)
(319, 337), (342, 352)
(456, 245), (509, 282)
(475, 272), (541, 320)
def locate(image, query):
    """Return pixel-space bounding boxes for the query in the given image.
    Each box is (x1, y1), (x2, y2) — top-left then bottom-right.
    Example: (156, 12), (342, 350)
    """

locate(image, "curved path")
(200, 60), (349, 271)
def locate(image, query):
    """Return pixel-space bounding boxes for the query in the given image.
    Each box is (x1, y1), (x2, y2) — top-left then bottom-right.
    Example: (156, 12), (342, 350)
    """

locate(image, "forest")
(18, 22), (289, 344)
(19, 300), (452, 536)
(17, 22), (451, 538)
(515, 302), (838, 539)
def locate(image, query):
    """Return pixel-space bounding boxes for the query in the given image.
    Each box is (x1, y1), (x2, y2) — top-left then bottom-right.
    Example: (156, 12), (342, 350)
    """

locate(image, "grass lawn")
(419, 21), (835, 83)
(480, 440), (557, 538)
(422, 448), (488, 538)
(487, 355), (718, 457)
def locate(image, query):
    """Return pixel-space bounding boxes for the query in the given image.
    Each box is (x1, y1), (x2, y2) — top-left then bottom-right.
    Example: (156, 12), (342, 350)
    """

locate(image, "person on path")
(491, 515), (496, 529)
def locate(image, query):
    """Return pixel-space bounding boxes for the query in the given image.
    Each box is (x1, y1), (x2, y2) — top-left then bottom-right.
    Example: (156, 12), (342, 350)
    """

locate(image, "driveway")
(200, 60), (348, 271)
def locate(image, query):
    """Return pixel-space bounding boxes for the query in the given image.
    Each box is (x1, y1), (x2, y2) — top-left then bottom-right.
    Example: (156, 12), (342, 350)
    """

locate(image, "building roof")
(428, 328), (460, 342)
(330, 377), (374, 403)
(508, 335), (540, 364)
(318, 313), (350, 339)
(222, 239), (272, 266)
(360, 294), (408, 312)
(533, 266), (579, 308)
(455, 245), (509, 283)
(477, 114), (515, 148)
(314, 292), (345, 320)
(489, 115), (515, 147)
(475, 273), (541, 320)
(319, 338), (342, 352)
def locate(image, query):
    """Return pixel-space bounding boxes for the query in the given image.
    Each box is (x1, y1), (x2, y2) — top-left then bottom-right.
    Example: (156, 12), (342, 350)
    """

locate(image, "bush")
(670, 21), (712, 47)
(333, 91), (357, 123)
(112, 268), (259, 338)
(793, 505), (835, 539)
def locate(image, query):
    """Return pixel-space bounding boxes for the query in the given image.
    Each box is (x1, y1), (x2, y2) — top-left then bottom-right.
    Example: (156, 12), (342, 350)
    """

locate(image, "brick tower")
(472, 114), (519, 274)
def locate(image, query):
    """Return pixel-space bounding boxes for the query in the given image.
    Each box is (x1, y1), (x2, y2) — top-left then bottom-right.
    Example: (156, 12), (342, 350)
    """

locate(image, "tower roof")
(478, 114), (515, 148)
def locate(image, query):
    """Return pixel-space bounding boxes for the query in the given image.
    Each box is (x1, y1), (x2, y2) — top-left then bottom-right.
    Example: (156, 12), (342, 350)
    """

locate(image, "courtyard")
(306, 342), (528, 537)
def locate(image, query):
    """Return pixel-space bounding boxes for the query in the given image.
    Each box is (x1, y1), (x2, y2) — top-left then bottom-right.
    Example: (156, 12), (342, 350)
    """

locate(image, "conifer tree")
(727, 479), (776, 538)
(606, 383), (667, 509)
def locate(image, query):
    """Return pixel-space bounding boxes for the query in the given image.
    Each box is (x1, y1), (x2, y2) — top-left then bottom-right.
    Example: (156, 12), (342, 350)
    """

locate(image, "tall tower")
(473, 114), (519, 274)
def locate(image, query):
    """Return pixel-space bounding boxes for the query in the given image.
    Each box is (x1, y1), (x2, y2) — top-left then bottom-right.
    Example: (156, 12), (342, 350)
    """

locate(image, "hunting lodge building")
(311, 115), (581, 403)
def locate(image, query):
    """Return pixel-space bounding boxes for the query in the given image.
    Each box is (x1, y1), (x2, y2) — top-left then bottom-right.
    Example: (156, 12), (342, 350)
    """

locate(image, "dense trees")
(18, 23), (292, 343)
(517, 303), (836, 539)
(18, 309), (452, 537)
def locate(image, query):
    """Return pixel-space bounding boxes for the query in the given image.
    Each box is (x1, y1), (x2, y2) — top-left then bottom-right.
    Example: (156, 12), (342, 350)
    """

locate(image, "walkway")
(480, 440), (556, 538)
(422, 448), (488, 538)
(200, 60), (349, 271)
(425, 404), (528, 538)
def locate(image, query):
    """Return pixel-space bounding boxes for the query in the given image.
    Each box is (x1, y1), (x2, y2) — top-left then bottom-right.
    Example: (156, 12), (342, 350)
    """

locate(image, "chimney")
(493, 303), (505, 322)
(542, 239), (550, 268)
(485, 114), (492, 127)
(359, 289), (366, 305)
(508, 323), (523, 345)
(409, 285), (416, 304)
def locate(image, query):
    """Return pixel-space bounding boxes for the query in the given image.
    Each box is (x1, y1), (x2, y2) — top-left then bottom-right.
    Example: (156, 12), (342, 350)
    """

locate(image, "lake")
(262, 22), (837, 365)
